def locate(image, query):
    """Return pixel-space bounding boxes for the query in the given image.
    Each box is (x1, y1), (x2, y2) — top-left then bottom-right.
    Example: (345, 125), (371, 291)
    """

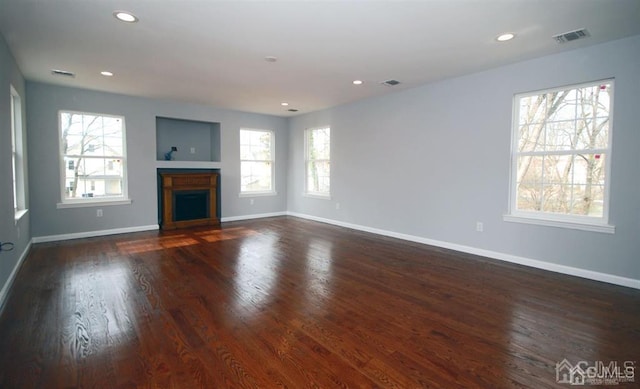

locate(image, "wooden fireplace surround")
(160, 172), (219, 230)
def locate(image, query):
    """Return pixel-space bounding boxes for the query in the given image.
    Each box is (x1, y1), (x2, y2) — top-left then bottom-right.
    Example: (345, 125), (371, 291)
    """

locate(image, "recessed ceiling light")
(101, 71), (114, 77)
(281, 102), (289, 106)
(113, 11), (138, 23)
(496, 33), (515, 42)
(353, 80), (363, 85)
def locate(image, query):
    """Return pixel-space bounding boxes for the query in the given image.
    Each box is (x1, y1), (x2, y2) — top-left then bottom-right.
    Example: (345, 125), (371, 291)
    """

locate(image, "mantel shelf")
(156, 160), (222, 169)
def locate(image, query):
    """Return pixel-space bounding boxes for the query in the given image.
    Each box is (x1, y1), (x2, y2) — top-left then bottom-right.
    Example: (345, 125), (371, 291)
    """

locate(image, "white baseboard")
(287, 212), (640, 290)
(32, 224), (159, 243)
(221, 211), (287, 222)
(0, 239), (32, 314)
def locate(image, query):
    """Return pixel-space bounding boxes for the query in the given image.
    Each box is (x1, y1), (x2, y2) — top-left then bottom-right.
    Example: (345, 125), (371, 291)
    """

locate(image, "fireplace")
(160, 172), (219, 229)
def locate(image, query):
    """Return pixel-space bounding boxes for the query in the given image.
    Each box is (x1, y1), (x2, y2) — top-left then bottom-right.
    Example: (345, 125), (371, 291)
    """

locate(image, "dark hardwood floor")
(0, 216), (638, 388)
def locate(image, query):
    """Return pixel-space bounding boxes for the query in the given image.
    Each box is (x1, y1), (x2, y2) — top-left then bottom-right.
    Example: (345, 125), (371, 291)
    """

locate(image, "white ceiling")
(1, 0), (639, 117)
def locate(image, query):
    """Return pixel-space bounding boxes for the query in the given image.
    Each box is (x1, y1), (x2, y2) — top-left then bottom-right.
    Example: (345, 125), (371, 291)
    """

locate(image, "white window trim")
(505, 79), (615, 234)
(303, 126), (331, 198)
(303, 192), (332, 200)
(10, 87), (18, 212)
(58, 110), (130, 207)
(238, 191), (277, 198)
(57, 199), (132, 209)
(239, 128), (276, 196)
(503, 214), (614, 234)
(15, 209), (28, 223)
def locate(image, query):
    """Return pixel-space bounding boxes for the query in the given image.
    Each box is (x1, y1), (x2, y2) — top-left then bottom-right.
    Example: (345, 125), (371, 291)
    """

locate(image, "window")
(10, 85), (27, 221)
(506, 80), (614, 233)
(239, 128), (275, 195)
(304, 126), (330, 197)
(59, 111), (129, 206)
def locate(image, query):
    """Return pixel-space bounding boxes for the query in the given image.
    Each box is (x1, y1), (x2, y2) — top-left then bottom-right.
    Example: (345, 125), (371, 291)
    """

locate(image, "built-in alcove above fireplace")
(156, 117), (221, 163)
(160, 171), (220, 230)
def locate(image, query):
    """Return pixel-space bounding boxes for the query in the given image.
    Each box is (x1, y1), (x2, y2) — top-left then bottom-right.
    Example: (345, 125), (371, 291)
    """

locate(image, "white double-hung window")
(304, 126), (331, 198)
(240, 128), (275, 195)
(10, 85), (27, 222)
(58, 111), (129, 207)
(505, 80), (614, 233)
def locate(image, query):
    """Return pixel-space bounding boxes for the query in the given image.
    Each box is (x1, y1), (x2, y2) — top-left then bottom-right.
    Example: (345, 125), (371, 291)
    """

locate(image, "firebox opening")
(173, 190), (209, 221)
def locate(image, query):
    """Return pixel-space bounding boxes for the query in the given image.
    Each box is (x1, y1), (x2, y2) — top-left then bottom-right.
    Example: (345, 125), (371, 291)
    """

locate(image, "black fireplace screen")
(173, 190), (209, 221)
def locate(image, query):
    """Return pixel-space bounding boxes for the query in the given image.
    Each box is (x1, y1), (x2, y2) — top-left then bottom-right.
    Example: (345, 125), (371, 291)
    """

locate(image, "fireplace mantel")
(160, 172), (219, 230)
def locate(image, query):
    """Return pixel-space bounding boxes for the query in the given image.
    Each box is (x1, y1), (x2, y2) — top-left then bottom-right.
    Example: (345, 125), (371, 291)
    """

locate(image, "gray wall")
(287, 35), (640, 280)
(0, 34), (30, 304)
(27, 83), (288, 237)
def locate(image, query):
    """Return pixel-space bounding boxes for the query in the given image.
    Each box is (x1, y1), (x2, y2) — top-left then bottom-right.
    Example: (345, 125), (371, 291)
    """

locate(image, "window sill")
(303, 192), (331, 200)
(239, 191), (277, 198)
(57, 199), (132, 209)
(14, 209), (28, 224)
(503, 214), (615, 234)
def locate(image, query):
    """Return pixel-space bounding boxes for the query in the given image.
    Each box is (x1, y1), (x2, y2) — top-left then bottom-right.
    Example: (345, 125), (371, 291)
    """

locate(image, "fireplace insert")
(173, 190), (209, 221)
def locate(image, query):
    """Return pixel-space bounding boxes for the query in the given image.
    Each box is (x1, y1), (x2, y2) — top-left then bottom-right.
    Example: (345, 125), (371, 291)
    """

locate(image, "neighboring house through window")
(304, 126), (331, 198)
(58, 111), (129, 207)
(505, 80), (614, 233)
(239, 128), (275, 195)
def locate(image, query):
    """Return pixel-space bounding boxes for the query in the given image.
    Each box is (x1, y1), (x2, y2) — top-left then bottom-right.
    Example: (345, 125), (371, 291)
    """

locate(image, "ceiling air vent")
(288, 109), (299, 112)
(381, 79), (401, 86)
(553, 28), (590, 44)
(51, 69), (76, 78)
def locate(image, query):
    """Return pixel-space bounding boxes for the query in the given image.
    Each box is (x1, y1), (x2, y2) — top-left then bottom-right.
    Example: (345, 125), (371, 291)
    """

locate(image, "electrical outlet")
(190, 147), (196, 154)
(97, 209), (103, 217)
(250, 199), (254, 205)
(336, 202), (341, 210)
(476, 222), (484, 232)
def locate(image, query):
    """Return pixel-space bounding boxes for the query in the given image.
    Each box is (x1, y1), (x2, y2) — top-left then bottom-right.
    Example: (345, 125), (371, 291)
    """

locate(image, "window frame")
(10, 85), (27, 222)
(57, 110), (130, 208)
(304, 126), (331, 199)
(239, 128), (276, 197)
(504, 79), (615, 234)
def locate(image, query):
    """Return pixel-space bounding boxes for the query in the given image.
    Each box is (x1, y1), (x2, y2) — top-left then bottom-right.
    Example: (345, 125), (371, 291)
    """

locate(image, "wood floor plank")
(0, 216), (638, 388)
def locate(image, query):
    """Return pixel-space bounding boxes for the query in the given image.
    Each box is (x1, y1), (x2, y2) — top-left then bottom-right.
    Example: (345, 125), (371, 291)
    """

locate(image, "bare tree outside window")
(60, 111), (127, 201)
(513, 81), (612, 219)
(305, 127), (330, 196)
